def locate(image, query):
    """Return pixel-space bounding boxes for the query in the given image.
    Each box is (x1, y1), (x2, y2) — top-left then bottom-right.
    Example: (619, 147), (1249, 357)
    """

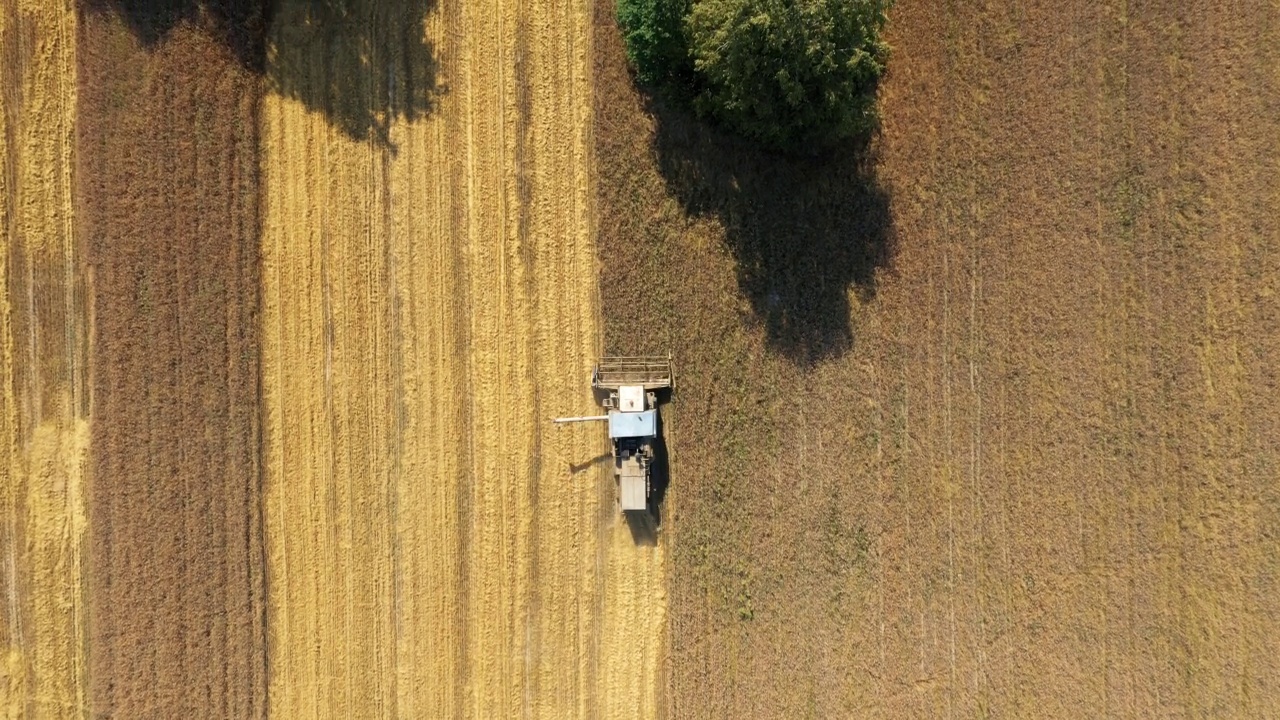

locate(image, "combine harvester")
(554, 356), (673, 512)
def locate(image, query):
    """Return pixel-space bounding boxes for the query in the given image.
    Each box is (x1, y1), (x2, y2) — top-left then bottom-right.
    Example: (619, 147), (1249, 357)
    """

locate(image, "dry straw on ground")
(1, 1), (87, 716)
(261, 0), (663, 716)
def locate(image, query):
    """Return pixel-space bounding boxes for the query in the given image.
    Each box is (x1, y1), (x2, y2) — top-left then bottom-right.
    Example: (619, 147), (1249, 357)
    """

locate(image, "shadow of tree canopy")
(267, 0), (443, 148)
(81, 0), (444, 148)
(648, 97), (894, 365)
(81, 0), (269, 69)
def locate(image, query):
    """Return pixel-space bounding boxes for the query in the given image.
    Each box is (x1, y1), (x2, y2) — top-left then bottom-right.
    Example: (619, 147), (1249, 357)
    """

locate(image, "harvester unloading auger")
(554, 356), (673, 512)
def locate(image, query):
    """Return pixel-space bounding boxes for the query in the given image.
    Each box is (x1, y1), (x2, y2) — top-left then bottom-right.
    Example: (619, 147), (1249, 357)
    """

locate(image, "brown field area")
(595, 0), (1280, 717)
(5, 0), (1280, 716)
(76, 2), (267, 716)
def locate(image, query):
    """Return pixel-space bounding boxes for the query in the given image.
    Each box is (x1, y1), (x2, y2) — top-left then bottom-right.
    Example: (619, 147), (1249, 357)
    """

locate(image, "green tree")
(687, 0), (890, 148)
(617, 0), (694, 87)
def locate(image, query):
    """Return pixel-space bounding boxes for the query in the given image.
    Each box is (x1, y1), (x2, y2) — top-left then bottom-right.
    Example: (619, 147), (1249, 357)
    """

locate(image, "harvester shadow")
(569, 452), (612, 475)
(82, 0), (445, 149)
(646, 97), (895, 365)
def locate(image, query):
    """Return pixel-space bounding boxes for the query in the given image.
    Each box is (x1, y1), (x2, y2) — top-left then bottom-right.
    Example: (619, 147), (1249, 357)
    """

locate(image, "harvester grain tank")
(553, 356), (673, 511)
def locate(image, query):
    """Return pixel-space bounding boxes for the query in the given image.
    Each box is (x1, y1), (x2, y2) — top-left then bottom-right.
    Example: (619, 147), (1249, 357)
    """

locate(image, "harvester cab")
(553, 356), (673, 512)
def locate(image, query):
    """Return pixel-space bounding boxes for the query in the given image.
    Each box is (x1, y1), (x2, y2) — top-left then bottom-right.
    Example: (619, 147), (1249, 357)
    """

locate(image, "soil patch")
(78, 9), (266, 717)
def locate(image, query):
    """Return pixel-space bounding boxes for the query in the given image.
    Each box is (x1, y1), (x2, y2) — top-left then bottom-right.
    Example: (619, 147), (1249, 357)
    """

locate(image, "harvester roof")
(608, 409), (656, 439)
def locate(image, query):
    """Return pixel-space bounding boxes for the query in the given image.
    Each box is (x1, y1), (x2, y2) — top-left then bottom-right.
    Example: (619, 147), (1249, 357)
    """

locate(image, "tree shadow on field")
(82, 0), (444, 148)
(648, 98), (894, 364)
(267, 0), (443, 148)
(81, 0), (268, 69)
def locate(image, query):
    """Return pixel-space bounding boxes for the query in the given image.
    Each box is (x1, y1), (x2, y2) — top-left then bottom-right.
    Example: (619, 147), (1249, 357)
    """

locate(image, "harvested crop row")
(261, 0), (661, 716)
(0, 0), (87, 716)
(260, 4), (399, 712)
(77, 10), (266, 717)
